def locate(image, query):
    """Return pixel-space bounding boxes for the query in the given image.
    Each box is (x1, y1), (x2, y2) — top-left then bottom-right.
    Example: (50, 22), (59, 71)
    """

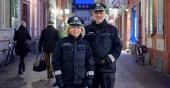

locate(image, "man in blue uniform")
(84, 2), (122, 88)
(52, 16), (94, 88)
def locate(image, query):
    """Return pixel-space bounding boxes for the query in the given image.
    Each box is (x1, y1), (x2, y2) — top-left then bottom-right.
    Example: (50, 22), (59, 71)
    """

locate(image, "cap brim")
(69, 24), (82, 26)
(92, 9), (106, 12)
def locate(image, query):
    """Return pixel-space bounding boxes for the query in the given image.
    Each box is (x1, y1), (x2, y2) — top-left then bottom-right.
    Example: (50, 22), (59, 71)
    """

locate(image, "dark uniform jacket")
(84, 20), (122, 73)
(38, 25), (59, 53)
(52, 35), (94, 85)
(14, 26), (31, 56)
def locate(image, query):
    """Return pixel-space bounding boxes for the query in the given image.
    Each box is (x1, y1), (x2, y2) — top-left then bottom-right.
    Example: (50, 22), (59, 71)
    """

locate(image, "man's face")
(92, 10), (106, 24)
(69, 26), (82, 37)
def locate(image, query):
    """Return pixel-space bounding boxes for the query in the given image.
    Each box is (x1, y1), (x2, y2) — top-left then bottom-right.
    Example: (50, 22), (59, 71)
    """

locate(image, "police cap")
(67, 16), (84, 26)
(91, 2), (106, 12)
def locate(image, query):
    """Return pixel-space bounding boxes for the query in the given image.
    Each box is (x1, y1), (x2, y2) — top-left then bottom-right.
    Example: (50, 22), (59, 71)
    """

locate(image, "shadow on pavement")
(32, 79), (53, 88)
(1, 75), (26, 88)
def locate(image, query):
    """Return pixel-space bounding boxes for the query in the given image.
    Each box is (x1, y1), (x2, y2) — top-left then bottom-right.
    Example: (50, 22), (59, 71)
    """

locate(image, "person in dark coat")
(84, 2), (122, 88)
(38, 21), (59, 79)
(14, 21), (31, 74)
(52, 16), (94, 88)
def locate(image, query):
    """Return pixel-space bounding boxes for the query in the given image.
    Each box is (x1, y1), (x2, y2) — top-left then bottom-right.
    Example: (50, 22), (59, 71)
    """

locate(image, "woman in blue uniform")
(52, 16), (94, 88)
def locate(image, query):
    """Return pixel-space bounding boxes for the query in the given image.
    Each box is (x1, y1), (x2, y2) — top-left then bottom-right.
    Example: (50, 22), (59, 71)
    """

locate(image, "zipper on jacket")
(73, 38), (77, 84)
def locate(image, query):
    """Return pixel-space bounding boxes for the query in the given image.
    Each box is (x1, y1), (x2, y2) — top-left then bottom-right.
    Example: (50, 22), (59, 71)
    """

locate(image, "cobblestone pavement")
(0, 51), (170, 88)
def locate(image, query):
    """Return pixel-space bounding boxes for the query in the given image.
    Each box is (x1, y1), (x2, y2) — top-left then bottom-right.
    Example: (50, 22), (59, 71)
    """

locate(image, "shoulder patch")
(62, 43), (72, 46)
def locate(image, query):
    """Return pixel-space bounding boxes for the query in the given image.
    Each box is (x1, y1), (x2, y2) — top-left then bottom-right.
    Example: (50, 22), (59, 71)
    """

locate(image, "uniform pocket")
(77, 45), (86, 59)
(62, 45), (73, 61)
(86, 33), (96, 42)
(62, 45), (73, 53)
(77, 45), (86, 50)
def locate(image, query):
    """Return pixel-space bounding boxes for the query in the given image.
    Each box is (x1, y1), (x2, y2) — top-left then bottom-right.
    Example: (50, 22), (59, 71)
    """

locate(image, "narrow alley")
(1, 0), (170, 88)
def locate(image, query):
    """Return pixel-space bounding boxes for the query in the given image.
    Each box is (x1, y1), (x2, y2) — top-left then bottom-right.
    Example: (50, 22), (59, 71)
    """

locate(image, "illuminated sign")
(72, 4), (93, 10)
(75, 0), (94, 4)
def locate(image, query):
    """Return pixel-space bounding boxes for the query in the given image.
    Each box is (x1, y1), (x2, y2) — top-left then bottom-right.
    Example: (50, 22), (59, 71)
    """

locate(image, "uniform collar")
(68, 34), (82, 41)
(92, 19), (107, 28)
(91, 19), (108, 31)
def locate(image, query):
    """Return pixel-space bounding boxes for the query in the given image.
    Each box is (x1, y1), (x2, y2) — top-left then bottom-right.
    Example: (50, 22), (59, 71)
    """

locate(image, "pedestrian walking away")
(38, 21), (60, 79)
(13, 21), (31, 74)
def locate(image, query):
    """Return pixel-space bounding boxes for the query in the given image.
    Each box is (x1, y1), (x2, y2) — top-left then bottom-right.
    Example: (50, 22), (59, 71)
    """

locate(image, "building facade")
(0, 0), (48, 65)
(22, 0), (48, 37)
(0, 0), (11, 28)
(117, 0), (170, 75)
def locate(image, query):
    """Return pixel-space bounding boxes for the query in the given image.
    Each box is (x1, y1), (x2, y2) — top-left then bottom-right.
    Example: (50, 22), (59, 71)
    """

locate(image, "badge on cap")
(96, 3), (100, 7)
(73, 17), (79, 21)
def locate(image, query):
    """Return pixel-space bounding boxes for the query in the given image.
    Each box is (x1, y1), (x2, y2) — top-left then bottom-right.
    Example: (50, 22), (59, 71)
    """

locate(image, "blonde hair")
(21, 21), (26, 27)
(65, 26), (85, 38)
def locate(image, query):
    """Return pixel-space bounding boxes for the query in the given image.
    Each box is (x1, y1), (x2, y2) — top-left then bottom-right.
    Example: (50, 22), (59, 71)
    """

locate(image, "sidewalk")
(0, 53), (55, 88)
(0, 51), (170, 88)
(115, 51), (170, 88)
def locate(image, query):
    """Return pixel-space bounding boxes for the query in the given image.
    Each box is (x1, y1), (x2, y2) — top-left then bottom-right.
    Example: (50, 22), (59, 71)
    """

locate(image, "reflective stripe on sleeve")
(87, 71), (94, 76)
(108, 54), (115, 62)
(54, 70), (62, 75)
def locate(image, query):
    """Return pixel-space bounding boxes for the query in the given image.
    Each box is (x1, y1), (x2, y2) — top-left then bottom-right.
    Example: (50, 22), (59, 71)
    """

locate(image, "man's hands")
(84, 76), (93, 88)
(53, 75), (64, 88)
(96, 55), (114, 65)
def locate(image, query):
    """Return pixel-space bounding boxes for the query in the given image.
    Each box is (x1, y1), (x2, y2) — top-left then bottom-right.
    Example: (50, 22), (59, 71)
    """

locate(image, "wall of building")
(120, 11), (131, 50)
(0, 0), (48, 65)
(56, 0), (72, 34)
(25, 0), (48, 38)
(0, 0), (13, 62)
(0, 0), (18, 65)
(0, 0), (11, 28)
(118, 0), (140, 51)
(164, 0), (170, 74)
(119, 0), (170, 75)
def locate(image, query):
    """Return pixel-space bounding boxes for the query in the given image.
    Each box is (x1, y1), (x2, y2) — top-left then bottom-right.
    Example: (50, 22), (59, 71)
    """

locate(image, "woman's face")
(69, 26), (82, 37)
(92, 10), (106, 24)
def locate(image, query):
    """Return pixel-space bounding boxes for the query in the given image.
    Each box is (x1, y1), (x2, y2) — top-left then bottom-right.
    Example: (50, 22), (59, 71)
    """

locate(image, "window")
(149, 0), (154, 34)
(145, 0), (149, 35)
(10, 0), (18, 28)
(145, 0), (154, 35)
(157, 0), (163, 36)
(131, 6), (138, 43)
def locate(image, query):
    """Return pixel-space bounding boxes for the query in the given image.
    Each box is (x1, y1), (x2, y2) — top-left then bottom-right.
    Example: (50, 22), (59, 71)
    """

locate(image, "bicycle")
(0, 41), (16, 67)
(5, 41), (16, 65)
(135, 42), (147, 65)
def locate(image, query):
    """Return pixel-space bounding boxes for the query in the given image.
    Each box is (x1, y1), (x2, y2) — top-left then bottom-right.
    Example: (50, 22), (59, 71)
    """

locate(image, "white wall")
(0, 0), (11, 28)
(0, 28), (14, 50)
